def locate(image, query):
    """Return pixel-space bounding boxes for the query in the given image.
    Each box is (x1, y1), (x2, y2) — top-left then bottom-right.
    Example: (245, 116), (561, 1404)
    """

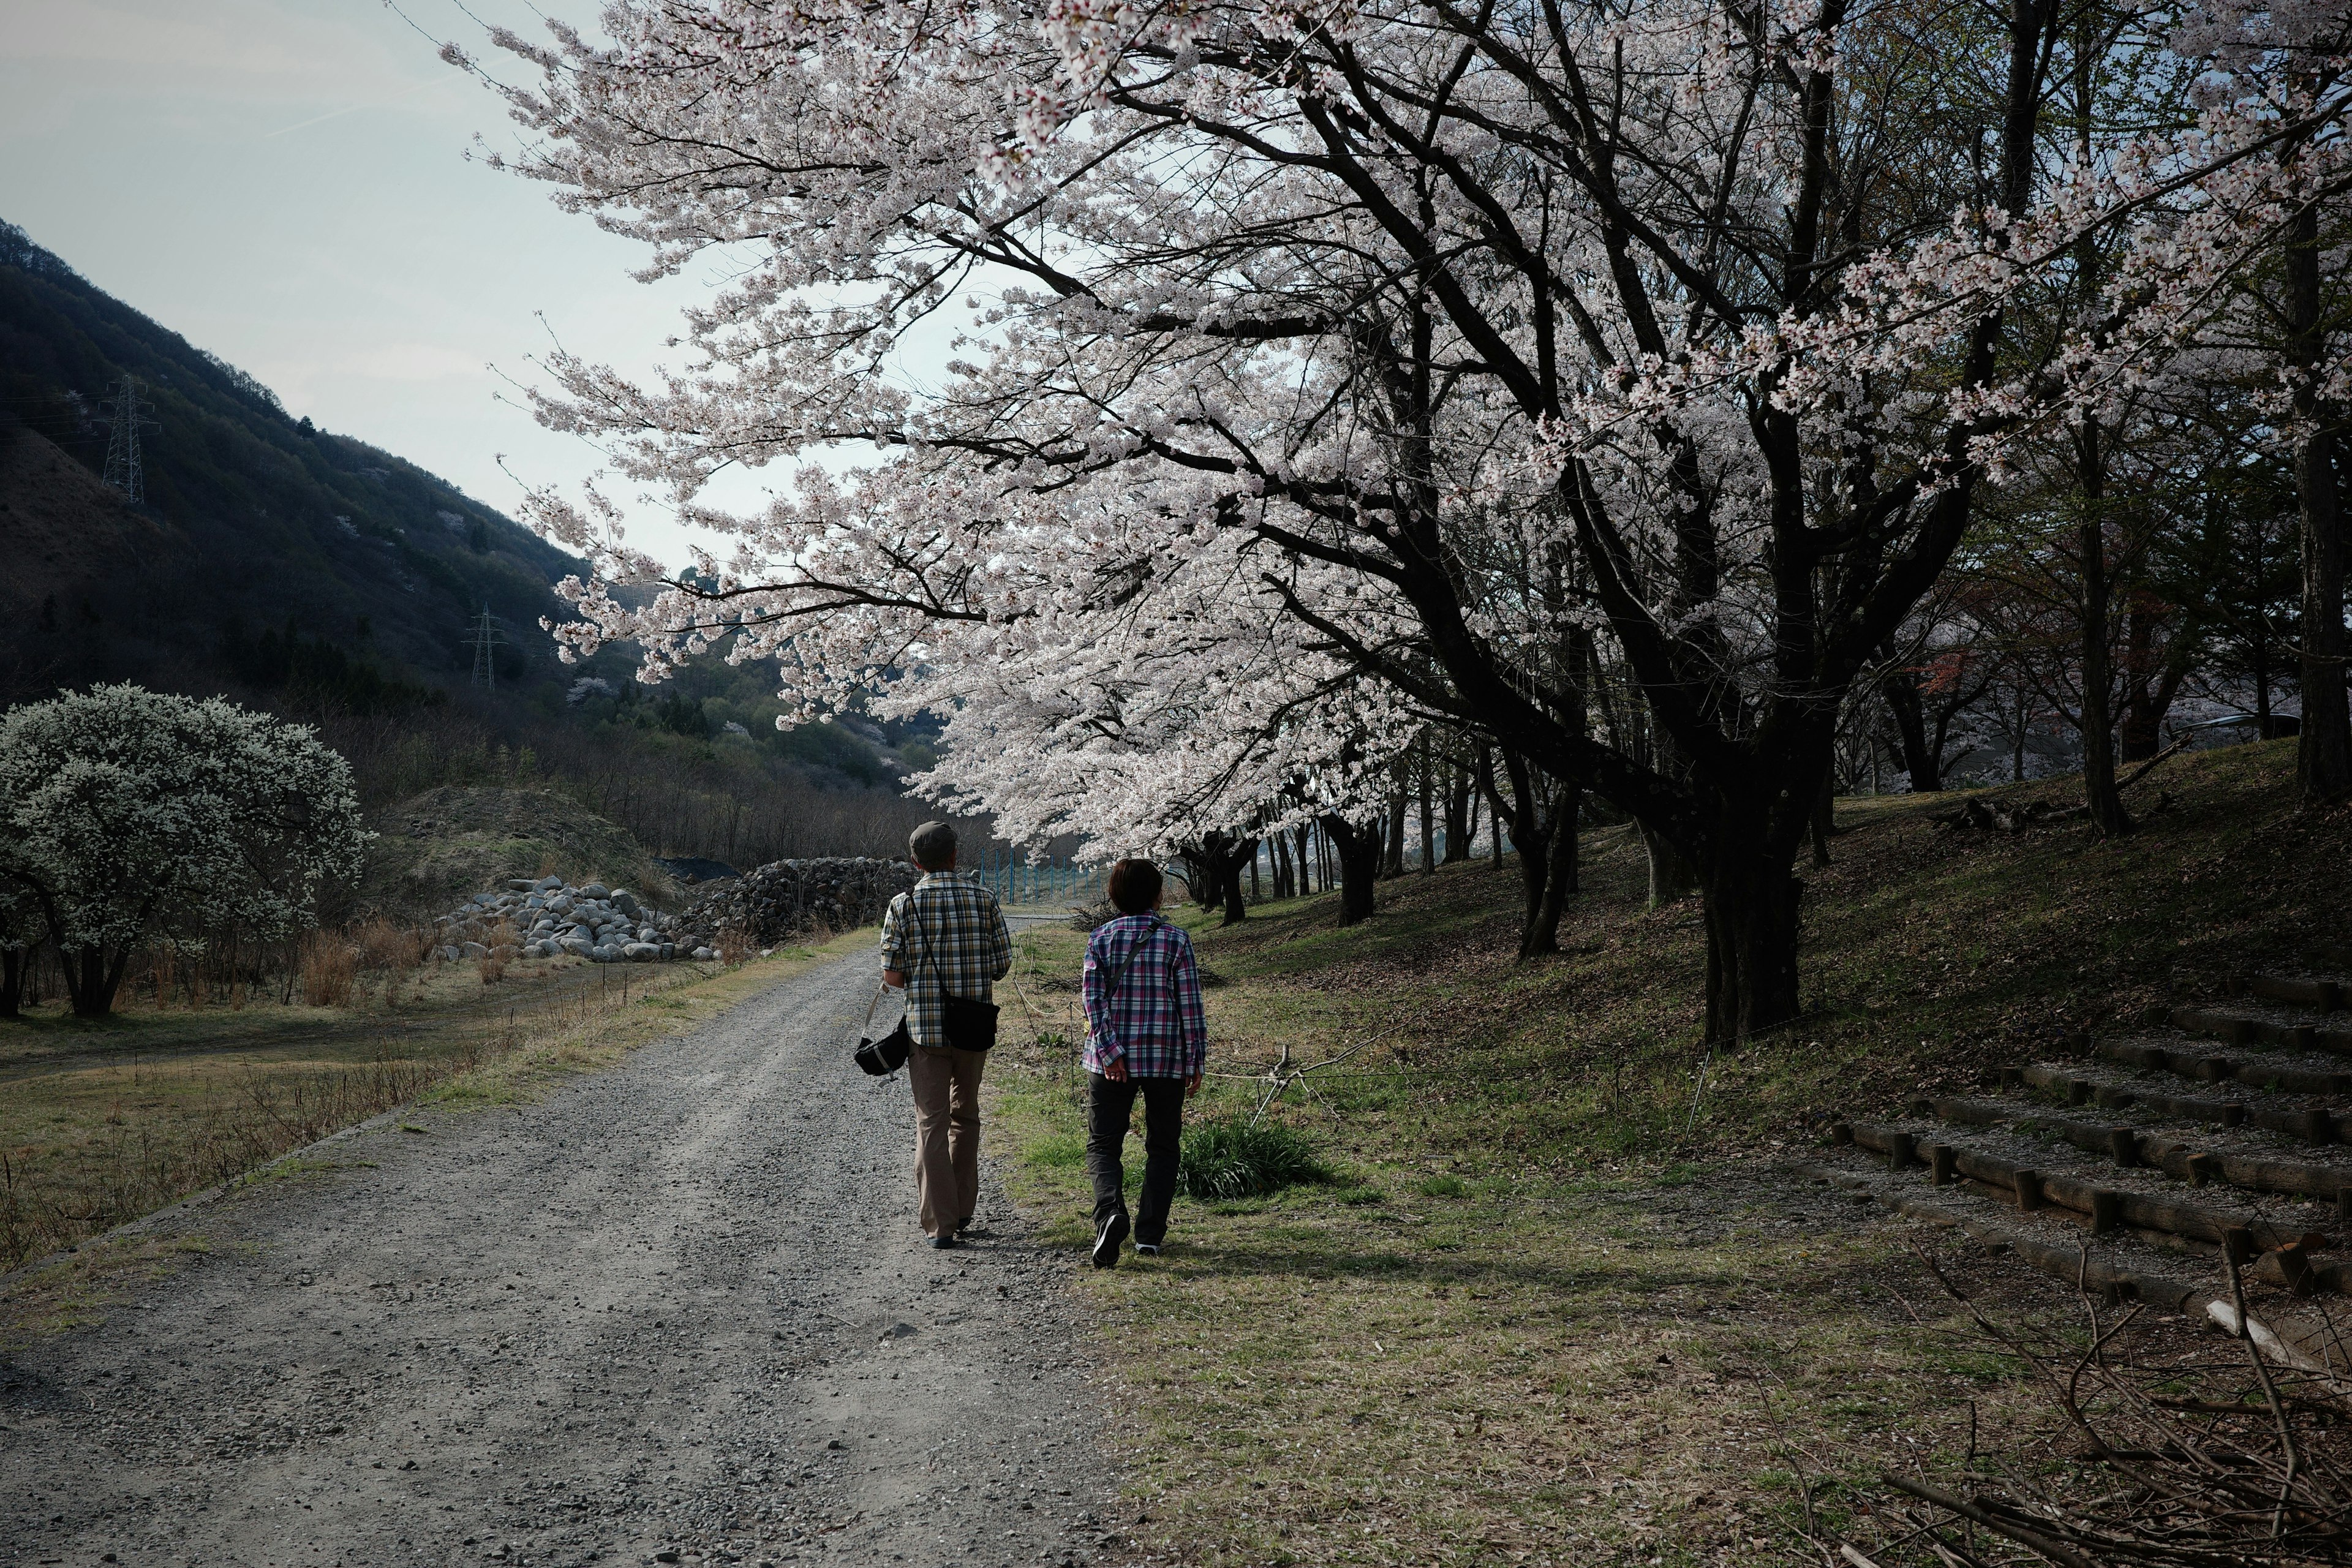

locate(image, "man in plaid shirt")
(1080, 858), (1207, 1267)
(881, 821), (1011, 1248)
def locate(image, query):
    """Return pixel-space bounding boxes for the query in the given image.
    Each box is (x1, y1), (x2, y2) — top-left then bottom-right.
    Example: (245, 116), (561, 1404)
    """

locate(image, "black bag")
(855, 1011), (913, 1077)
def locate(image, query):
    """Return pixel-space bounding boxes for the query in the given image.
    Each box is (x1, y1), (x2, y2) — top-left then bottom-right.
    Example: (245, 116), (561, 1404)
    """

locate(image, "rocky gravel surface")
(1, 949), (1125, 1568)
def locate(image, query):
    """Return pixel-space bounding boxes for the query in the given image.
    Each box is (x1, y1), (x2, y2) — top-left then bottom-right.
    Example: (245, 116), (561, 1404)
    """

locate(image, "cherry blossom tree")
(0, 686), (370, 1017)
(464, 0), (2352, 1039)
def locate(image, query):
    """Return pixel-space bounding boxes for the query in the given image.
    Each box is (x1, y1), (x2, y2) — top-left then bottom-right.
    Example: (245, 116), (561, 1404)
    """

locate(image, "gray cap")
(908, 821), (957, 869)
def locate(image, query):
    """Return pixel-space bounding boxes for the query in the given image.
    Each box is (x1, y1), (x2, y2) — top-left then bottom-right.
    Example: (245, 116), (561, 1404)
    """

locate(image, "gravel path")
(1, 949), (1127, 1568)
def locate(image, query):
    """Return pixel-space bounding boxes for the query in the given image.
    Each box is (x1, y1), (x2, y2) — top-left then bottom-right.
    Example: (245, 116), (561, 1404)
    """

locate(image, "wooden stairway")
(1790, 943), (2352, 1369)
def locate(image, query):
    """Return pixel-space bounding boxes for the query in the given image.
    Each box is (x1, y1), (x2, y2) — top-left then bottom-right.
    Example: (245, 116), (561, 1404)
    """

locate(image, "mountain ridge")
(0, 217), (579, 704)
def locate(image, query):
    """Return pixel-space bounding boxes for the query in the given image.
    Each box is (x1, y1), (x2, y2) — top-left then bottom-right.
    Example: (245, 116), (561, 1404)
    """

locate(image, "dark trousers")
(1086, 1072), (1186, 1245)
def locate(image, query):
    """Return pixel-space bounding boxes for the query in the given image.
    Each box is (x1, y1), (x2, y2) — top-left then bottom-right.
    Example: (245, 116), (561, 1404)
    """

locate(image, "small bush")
(300, 931), (355, 1008)
(1176, 1117), (1329, 1200)
(716, 924), (752, 968)
(355, 916), (430, 972)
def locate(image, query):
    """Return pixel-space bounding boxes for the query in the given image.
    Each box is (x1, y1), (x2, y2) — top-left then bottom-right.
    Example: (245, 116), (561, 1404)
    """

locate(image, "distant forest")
(0, 218), (949, 867)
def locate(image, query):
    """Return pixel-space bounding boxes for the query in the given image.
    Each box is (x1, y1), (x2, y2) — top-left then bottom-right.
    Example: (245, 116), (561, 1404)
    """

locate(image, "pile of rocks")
(676, 856), (918, 947)
(432, 876), (717, 965)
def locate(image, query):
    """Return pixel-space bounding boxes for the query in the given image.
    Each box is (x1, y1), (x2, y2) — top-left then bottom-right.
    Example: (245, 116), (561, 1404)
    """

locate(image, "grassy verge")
(0, 927), (875, 1334)
(983, 739), (2352, 1564)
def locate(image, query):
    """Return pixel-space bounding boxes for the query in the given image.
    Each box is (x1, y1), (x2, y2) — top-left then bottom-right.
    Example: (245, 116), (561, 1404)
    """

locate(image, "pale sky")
(0, 0), (757, 569)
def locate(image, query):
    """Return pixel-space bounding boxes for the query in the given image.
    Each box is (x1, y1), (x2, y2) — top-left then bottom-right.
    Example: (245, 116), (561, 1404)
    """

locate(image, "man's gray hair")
(908, 820), (958, 869)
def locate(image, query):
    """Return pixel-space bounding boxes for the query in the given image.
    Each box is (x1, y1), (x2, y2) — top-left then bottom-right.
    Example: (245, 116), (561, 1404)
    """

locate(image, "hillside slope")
(984, 739), (2352, 1566)
(0, 218), (578, 703)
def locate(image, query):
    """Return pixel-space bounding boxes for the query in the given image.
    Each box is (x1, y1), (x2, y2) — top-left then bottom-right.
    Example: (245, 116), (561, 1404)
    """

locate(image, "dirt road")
(1, 949), (1128, 1568)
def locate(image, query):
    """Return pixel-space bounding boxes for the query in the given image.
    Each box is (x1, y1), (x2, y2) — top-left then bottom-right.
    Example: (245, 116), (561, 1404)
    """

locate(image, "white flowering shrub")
(0, 685), (371, 1016)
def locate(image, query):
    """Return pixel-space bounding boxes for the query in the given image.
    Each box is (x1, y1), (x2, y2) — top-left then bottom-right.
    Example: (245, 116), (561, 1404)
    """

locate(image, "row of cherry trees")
(457, 0), (2351, 1041)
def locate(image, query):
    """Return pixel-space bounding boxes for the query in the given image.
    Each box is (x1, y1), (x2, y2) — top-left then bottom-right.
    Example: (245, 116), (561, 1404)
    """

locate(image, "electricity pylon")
(466, 603), (505, 691)
(100, 375), (154, 502)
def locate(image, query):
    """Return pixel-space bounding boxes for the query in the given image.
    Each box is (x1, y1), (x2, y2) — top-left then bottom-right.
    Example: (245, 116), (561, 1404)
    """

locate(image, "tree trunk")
(1809, 774), (1834, 870)
(1642, 824), (1698, 909)
(0, 946), (23, 1018)
(1879, 658), (1941, 793)
(1320, 815), (1382, 925)
(1217, 837), (1254, 927)
(2077, 416), (2132, 836)
(2290, 198), (2352, 801)
(64, 943), (124, 1018)
(1441, 764), (1472, 863)
(1417, 747), (1436, 875)
(2255, 633), (2275, 739)
(1294, 825), (1316, 894)
(1249, 846), (1261, 903)
(1699, 831), (1806, 1045)
(1528, 786), (1579, 956)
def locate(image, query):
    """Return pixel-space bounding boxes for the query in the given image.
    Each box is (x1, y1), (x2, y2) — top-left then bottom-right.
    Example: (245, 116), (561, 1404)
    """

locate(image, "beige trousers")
(907, 1042), (986, 1238)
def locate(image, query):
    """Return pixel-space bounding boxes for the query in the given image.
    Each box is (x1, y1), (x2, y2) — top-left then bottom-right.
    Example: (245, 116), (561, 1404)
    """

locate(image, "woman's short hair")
(1107, 858), (1163, 915)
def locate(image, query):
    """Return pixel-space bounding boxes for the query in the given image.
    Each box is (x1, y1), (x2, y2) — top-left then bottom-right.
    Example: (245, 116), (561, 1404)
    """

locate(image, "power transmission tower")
(100, 375), (154, 502)
(465, 603), (505, 692)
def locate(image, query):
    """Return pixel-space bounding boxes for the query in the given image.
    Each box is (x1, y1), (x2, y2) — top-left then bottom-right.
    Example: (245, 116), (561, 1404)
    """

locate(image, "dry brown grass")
(354, 916), (431, 973)
(716, 924), (753, 968)
(298, 932), (355, 1008)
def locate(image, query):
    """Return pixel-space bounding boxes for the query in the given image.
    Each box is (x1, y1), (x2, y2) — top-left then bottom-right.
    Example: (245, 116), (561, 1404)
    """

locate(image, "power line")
(99, 375), (154, 503)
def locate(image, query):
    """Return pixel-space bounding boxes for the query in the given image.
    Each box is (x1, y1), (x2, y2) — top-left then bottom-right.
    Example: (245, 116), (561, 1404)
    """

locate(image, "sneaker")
(930, 1234), (960, 1250)
(1091, 1211), (1129, 1268)
(1134, 1242), (1162, 1257)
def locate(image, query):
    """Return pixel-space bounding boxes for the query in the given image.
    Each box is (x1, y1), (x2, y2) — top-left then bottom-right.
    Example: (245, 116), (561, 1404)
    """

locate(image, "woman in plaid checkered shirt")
(1080, 858), (1207, 1267)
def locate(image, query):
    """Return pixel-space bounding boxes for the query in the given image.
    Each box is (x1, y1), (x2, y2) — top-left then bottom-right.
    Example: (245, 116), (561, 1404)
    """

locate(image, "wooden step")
(2007, 1065), (2343, 1145)
(2234, 973), (2348, 1012)
(2171, 1005), (2352, 1055)
(1787, 1160), (2342, 1370)
(2095, 1038), (2352, 1099)
(1834, 1119), (2333, 1257)
(1848, 1102), (2352, 1204)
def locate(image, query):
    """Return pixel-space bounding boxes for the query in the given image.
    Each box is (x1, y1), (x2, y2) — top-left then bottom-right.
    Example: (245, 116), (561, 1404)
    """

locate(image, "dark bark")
(1642, 824), (1699, 910)
(1880, 656), (1941, 793)
(1809, 774), (1835, 870)
(2290, 197), (2352, 801)
(1216, 836), (1256, 927)
(1441, 762), (1474, 863)
(0, 946), (23, 1018)
(64, 943), (128, 1019)
(2115, 587), (2194, 762)
(1700, 815), (1809, 1046)
(1532, 786), (1580, 947)
(1319, 815), (1382, 925)
(1480, 748), (1583, 958)
(1417, 743), (1436, 876)
(2077, 416), (2132, 837)
(1384, 787), (1407, 876)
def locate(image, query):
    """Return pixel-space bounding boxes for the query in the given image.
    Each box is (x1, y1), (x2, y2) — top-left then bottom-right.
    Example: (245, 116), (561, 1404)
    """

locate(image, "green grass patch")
(1176, 1115), (1330, 1200)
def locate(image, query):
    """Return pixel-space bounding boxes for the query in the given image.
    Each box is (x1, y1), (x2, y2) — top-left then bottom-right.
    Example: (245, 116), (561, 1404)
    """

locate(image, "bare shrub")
(716, 924), (753, 968)
(1838, 1247), (2352, 1568)
(478, 954), (508, 984)
(355, 916), (430, 973)
(299, 932), (355, 1008)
